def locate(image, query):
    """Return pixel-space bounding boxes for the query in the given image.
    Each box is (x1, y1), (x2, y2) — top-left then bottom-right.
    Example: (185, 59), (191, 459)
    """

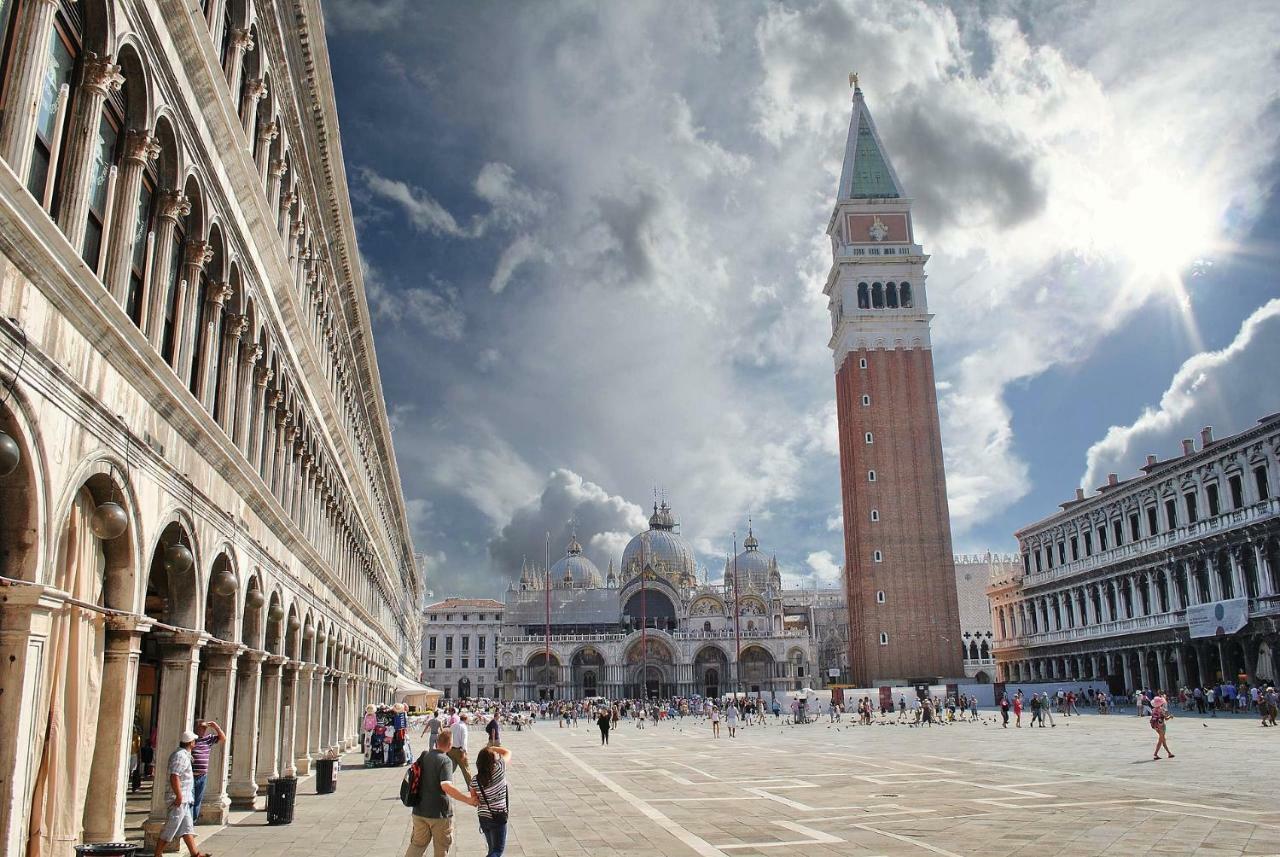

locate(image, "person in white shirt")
(448, 715), (472, 785)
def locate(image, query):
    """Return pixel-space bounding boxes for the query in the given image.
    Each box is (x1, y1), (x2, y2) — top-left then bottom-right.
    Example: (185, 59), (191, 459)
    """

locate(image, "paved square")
(203, 711), (1280, 857)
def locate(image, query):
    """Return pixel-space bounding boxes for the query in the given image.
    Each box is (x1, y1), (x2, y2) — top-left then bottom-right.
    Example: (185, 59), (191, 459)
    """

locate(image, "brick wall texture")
(836, 345), (964, 684)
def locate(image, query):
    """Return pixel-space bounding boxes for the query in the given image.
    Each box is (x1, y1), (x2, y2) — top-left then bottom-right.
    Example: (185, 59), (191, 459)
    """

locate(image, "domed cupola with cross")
(620, 500), (698, 588)
(549, 529), (604, 589)
(725, 522), (781, 593)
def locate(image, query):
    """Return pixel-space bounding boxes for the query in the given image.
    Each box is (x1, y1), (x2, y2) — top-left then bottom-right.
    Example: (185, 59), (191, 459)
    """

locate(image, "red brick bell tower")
(826, 80), (963, 686)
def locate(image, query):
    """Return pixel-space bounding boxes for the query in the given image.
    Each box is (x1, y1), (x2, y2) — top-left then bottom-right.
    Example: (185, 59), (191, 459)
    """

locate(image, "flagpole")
(641, 531), (648, 700)
(545, 531), (551, 699)
(732, 531), (742, 699)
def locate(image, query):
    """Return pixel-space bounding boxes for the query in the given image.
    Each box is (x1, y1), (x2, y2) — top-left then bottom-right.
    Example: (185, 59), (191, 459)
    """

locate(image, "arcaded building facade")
(825, 82), (963, 686)
(0, 1), (420, 854)
(991, 417), (1280, 692)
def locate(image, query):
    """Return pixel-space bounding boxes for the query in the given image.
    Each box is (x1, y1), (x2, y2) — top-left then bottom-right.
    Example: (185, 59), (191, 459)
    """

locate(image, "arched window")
(980, 640), (990, 659)
(28, 4), (81, 204)
(871, 282), (884, 309)
(968, 641), (979, 660)
(879, 632), (889, 645)
(899, 282), (913, 307)
(702, 620), (711, 632)
(886, 282), (898, 308)
(856, 282), (869, 309)
(80, 65), (124, 269)
(873, 550), (883, 562)
(870, 509), (879, 521)
(876, 590), (885, 603)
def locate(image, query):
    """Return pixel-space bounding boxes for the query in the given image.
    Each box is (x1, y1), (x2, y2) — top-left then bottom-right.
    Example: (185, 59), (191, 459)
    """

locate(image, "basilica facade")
(0, 2), (419, 854)
(495, 503), (819, 701)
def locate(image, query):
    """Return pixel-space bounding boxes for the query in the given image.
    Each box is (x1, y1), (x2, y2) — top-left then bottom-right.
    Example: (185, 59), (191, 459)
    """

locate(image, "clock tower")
(825, 81), (963, 685)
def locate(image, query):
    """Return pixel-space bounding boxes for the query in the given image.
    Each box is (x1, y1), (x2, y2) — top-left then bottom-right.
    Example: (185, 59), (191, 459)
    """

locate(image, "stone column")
(175, 239), (215, 384)
(329, 672), (343, 754)
(228, 651), (265, 810)
(255, 656), (286, 789)
(231, 341), (261, 447)
(196, 644), (242, 825)
(1255, 541), (1275, 597)
(144, 632), (205, 848)
(1137, 648), (1151, 689)
(82, 620), (145, 842)
(267, 159), (289, 221)
(1223, 555), (1244, 601)
(279, 661), (301, 777)
(213, 312), (248, 430)
(279, 191), (298, 243)
(334, 673), (350, 752)
(1155, 648), (1170, 692)
(55, 52), (125, 248)
(103, 128), (160, 303)
(0, 0), (61, 180)
(294, 664), (316, 776)
(245, 365), (272, 460)
(259, 389), (282, 479)
(1121, 653), (1134, 693)
(0, 587), (65, 855)
(254, 118), (279, 180)
(310, 667), (328, 761)
(239, 76), (267, 136)
(1207, 553), (1224, 602)
(194, 281), (233, 411)
(224, 27), (254, 92)
(271, 415), (292, 500)
(1174, 647), (1188, 688)
(143, 191), (190, 346)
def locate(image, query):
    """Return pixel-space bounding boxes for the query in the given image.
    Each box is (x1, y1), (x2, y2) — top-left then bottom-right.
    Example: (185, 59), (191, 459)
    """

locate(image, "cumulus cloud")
(805, 550), (843, 586)
(1082, 300), (1280, 488)
(488, 469), (650, 588)
(339, 0), (1280, 595)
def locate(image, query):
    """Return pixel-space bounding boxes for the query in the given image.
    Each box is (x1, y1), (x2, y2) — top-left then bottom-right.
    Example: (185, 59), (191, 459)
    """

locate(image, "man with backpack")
(402, 731), (478, 857)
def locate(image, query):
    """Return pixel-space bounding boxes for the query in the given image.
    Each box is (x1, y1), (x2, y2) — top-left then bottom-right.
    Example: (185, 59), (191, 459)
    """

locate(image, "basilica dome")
(550, 535), (603, 589)
(725, 527), (779, 591)
(621, 502), (697, 586)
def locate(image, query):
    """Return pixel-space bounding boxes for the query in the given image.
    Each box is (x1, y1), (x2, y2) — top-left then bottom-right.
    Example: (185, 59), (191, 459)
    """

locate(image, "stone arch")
(264, 589), (285, 654)
(113, 37), (152, 127)
(301, 611), (316, 662)
(285, 602), (302, 660)
(738, 645), (774, 690)
(240, 570), (265, 648)
(0, 394), (49, 584)
(48, 459), (139, 613)
(623, 588), (677, 630)
(203, 549), (239, 640)
(144, 511), (202, 628)
(694, 644), (729, 697)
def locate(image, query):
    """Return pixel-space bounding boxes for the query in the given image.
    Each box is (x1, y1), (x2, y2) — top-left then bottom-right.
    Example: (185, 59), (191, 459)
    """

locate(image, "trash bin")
(266, 776), (298, 825)
(74, 845), (140, 857)
(315, 757), (338, 794)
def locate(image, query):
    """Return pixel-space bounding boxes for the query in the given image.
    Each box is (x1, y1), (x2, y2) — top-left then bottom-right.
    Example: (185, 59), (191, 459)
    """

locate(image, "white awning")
(392, 675), (441, 705)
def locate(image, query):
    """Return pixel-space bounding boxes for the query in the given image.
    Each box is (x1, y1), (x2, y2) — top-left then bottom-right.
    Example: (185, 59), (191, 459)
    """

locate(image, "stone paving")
(200, 709), (1280, 857)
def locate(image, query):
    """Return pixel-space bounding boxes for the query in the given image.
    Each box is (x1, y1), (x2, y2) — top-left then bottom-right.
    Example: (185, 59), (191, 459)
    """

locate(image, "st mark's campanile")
(826, 80), (963, 686)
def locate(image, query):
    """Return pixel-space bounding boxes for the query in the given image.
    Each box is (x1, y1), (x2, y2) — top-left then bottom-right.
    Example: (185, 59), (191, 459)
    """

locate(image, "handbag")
(475, 775), (509, 826)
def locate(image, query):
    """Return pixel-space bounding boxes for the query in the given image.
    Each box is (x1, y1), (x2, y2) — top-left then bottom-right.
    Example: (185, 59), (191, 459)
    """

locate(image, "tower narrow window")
(870, 509), (879, 522)
(857, 282), (869, 309)
(859, 357), (868, 370)
(871, 282), (884, 308)
(861, 394), (870, 406)
(873, 550), (883, 562)
(900, 282), (913, 307)
(876, 590), (886, 603)
(879, 632), (889, 645)
(865, 432), (873, 444)
(886, 282), (898, 308)
(867, 470), (876, 482)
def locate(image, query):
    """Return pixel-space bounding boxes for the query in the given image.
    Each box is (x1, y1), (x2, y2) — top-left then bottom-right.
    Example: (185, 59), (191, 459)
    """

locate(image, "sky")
(321, 0), (1280, 599)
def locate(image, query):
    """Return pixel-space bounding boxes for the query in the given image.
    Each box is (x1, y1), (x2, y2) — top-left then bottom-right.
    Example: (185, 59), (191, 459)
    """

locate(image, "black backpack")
(400, 753), (425, 807)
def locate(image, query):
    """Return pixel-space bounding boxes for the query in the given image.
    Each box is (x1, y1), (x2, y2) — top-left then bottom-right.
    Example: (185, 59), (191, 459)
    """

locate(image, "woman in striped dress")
(473, 744), (512, 857)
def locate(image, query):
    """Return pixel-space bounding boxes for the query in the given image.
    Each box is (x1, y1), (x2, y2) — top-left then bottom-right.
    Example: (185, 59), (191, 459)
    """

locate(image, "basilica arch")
(624, 637), (676, 699)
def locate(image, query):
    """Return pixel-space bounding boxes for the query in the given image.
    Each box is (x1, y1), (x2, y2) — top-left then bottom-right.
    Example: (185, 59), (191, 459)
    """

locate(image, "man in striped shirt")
(190, 719), (225, 822)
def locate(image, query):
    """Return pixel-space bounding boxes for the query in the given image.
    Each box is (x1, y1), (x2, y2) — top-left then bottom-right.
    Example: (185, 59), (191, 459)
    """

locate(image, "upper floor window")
(865, 432), (874, 444)
(899, 282), (913, 307)
(428, 636), (437, 652)
(1112, 519), (1123, 547)
(1071, 535), (1080, 560)
(1206, 483), (1221, 516)
(861, 394), (870, 406)
(1255, 465), (1270, 501)
(1128, 512), (1140, 542)
(857, 282), (869, 309)
(28, 10), (79, 203)
(859, 357), (868, 370)
(867, 470), (876, 482)
(1146, 506), (1158, 536)
(1164, 498), (1178, 529)
(871, 282), (884, 308)
(876, 590), (886, 603)
(1184, 491), (1198, 524)
(1057, 542), (1066, 564)
(873, 549), (883, 562)
(870, 509), (879, 522)
(1098, 526), (1108, 552)
(1033, 550), (1042, 573)
(1229, 474), (1244, 509)
(879, 632), (889, 645)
